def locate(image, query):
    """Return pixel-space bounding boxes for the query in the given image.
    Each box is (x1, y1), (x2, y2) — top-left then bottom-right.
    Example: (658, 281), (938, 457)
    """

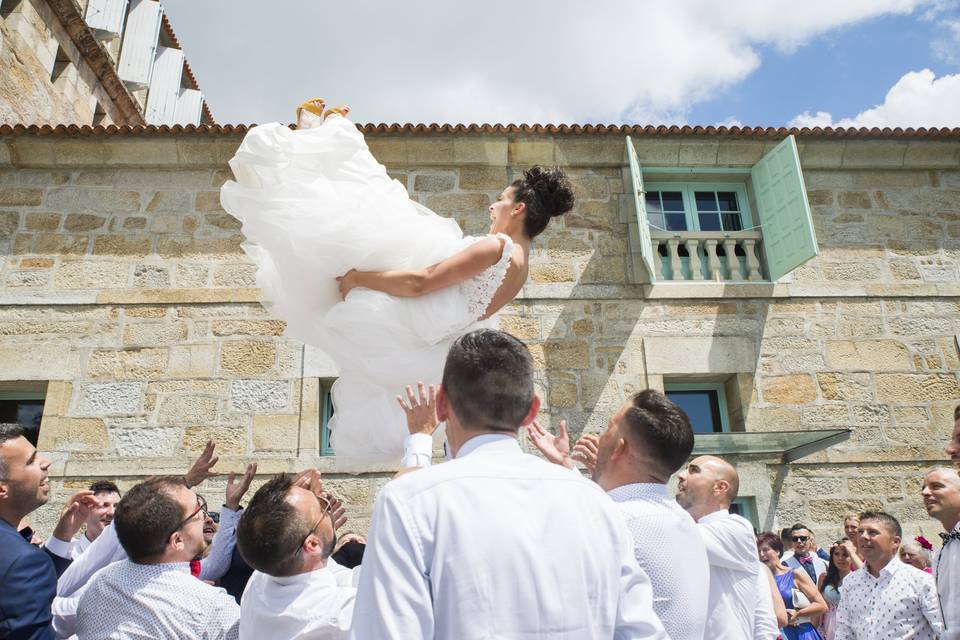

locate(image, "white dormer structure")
(173, 88), (203, 126)
(144, 45), (183, 124)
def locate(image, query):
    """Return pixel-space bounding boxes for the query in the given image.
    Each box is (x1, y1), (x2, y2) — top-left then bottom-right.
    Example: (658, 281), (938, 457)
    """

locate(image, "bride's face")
(488, 187), (522, 234)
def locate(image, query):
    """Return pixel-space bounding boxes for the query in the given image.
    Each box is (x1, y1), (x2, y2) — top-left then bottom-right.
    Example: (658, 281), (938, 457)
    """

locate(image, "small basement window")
(320, 384), (334, 456)
(0, 384), (47, 446)
(664, 382), (729, 434)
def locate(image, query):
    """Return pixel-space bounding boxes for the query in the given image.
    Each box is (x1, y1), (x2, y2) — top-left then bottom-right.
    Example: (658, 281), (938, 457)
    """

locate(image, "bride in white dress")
(220, 100), (574, 466)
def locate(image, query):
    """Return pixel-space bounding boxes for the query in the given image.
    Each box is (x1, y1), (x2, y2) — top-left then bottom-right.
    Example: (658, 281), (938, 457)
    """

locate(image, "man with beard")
(1, 423), (96, 640)
(70, 481), (121, 559)
(236, 469), (355, 639)
(74, 477), (240, 639)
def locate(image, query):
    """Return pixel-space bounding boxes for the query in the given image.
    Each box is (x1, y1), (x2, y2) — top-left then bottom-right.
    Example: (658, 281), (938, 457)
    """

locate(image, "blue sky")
(163, 1), (960, 128)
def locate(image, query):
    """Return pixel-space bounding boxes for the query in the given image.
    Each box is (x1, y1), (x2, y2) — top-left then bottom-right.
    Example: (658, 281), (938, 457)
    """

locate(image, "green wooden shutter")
(626, 137), (657, 282)
(751, 135), (819, 281)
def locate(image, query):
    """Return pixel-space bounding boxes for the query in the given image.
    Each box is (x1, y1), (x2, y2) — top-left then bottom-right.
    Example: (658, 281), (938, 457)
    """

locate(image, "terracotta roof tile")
(1, 123), (959, 138)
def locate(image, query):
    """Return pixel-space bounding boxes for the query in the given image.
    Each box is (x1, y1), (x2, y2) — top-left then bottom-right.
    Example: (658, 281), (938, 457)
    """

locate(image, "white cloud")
(162, 0), (933, 125)
(932, 19), (960, 64)
(788, 69), (960, 128)
(715, 116), (744, 128)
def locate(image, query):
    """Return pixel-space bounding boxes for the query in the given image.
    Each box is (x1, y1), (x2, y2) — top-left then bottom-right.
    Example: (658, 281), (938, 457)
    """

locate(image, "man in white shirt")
(947, 404), (960, 467)
(237, 469), (356, 640)
(922, 466), (960, 639)
(676, 455), (779, 640)
(351, 329), (667, 640)
(70, 480), (121, 559)
(835, 510), (942, 640)
(74, 477), (240, 639)
(784, 523), (828, 582)
(527, 389), (709, 640)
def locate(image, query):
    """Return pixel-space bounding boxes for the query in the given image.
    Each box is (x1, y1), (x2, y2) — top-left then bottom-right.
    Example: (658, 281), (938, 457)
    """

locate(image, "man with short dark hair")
(528, 389), (709, 640)
(74, 477), (240, 639)
(0, 423), (95, 640)
(237, 470), (355, 639)
(922, 466), (960, 639)
(834, 511), (942, 639)
(784, 522), (828, 582)
(351, 329), (667, 639)
(70, 480), (121, 559)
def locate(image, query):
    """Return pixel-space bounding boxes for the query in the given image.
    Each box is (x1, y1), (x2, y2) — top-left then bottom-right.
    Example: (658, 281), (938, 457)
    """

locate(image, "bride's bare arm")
(338, 236), (504, 299)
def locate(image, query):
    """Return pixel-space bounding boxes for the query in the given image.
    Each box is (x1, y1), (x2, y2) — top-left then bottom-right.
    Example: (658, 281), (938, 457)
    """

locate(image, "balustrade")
(650, 231), (764, 282)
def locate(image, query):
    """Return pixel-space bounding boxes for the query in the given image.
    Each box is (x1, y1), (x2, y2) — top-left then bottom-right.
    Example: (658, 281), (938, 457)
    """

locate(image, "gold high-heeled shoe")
(296, 98), (326, 127)
(323, 104), (351, 119)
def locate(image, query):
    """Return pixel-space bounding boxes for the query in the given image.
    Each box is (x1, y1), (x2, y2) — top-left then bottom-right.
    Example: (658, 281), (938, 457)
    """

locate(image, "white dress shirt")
(240, 565), (356, 640)
(57, 505), (242, 597)
(75, 560), (239, 639)
(834, 557), (943, 640)
(69, 532), (94, 559)
(698, 508), (772, 639)
(936, 523), (960, 640)
(608, 482), (708, 640)
(351, 433), (667, 640)
(400, 432), (433, 467)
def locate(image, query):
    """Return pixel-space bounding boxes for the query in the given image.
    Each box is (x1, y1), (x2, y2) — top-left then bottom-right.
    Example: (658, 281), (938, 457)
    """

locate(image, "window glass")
(320, 387), (334, 456)
(664, 389), (723, 433)
(0, 400), (44, 445)
(647, 185), (748, 233)
(662, 192), (685, 212)
(647, 191), (688, 231)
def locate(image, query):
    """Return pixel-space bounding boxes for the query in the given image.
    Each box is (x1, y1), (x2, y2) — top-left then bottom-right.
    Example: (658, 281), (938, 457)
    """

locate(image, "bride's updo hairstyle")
(511, 166), (575, 238)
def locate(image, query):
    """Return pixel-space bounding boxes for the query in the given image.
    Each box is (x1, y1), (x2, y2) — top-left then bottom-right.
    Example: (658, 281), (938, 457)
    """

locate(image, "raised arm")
(338, 235), (504, 299)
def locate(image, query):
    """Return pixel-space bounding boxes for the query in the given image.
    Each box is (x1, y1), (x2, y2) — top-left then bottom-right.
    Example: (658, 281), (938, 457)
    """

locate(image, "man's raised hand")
(572, 433), (599, 474)
(397, 381), (440, 436)
(225, 462), (257, 511)
(525, 419), (573, 469)
(52, 490), (99, 542)
(184, 440), (219, 488)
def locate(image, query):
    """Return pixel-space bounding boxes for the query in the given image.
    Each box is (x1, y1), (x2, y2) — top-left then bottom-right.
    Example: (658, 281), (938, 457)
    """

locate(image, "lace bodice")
(461, 233), (514, 321)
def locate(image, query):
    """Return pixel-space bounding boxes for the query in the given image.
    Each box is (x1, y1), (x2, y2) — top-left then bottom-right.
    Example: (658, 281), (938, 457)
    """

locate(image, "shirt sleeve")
(207, 587), (241, 640)
(200, 506), (241, 582)
(400, 433), (433, 468)
(833, 578), (855, 640)
(350, 485), (434, 639)
(42, 536), (72, 560)
(752, 565), (780, 640)
(50, 593), (80, 639)
(698, 517), (759, 572)
(57, 522), (126, 597)
(920, 573), (945, 634)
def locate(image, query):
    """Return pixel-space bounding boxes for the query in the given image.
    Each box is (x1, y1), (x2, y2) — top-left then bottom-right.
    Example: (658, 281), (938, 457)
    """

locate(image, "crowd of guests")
(1, 328), (959, 639)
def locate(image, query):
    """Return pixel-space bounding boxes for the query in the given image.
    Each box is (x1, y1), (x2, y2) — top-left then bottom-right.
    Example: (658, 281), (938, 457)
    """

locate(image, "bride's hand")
(337, 270), (359, 299)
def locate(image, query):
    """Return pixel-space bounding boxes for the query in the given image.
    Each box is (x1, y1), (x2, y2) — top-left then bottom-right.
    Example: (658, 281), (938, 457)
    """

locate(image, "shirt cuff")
(401, 432), (433, 467)
(218, 505), (242, 526)
(44, 535), (73, 559)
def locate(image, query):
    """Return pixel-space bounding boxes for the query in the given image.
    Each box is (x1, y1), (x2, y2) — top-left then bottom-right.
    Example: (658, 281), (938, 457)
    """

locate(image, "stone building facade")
(0, 123), (957, 545)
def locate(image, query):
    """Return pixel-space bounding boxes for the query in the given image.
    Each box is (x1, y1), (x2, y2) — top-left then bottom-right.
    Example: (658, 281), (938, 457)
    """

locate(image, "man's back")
(610, 484), (709, 640)
(351, 435), (666, 640)
(698, 509), (761, 639)
(76, 559), (239, 640)
(240, 567), (355, 640)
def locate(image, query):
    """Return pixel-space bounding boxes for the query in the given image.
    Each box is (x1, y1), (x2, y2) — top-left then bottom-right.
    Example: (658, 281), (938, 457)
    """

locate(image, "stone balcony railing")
(650, 231), (765, 282)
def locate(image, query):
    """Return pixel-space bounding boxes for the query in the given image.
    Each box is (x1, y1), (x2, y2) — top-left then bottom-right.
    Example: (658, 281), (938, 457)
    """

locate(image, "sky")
(161, 0), (960, 128)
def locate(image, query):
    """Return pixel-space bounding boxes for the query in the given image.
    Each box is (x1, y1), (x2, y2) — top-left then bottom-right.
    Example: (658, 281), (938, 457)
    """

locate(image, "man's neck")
(0, 507), (29, 530)
(866, 553), (894, 577)
(939, 513), (960, 533)
(85, 527), (100, 542)
(691, 503), (729, 523)
(600, 470), (665, 493)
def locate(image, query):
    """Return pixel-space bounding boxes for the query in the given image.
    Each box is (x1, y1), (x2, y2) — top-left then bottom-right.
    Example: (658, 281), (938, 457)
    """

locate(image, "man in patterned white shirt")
(74, 477), (240, 639)
(923, 466), (960, 640)
(528, 389), (709, 640)
(947, 404), (960, 467)
(834, 511), (942, 640)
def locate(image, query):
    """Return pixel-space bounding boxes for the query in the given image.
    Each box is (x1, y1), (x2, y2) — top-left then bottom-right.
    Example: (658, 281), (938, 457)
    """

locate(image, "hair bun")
(523, 166), (575, 218)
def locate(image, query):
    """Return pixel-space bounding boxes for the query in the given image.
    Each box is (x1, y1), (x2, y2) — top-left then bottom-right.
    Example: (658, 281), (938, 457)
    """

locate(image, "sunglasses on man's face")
(792, 535), (810, 542)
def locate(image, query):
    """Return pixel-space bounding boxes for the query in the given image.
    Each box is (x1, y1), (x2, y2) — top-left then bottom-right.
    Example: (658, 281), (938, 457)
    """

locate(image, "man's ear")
(611, 437), (628, 461)
(169, 531), (185, 552)
(518, 395), (541, 428)
(436, 385), (449, 422)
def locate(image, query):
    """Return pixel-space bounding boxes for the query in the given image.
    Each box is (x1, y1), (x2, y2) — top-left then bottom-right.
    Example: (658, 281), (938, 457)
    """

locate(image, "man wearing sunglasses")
(73, 477), (240, 639)
(237, 469), (355, 639)
(784, 523), (828, 583)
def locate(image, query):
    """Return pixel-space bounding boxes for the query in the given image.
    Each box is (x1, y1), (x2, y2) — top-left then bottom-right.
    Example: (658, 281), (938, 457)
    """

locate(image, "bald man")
(923, 466), (960, 639)
(676, 455), (778, 640)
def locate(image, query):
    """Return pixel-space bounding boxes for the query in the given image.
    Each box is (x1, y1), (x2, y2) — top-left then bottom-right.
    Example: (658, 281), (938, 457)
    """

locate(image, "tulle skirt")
(221, 116), (489, 467)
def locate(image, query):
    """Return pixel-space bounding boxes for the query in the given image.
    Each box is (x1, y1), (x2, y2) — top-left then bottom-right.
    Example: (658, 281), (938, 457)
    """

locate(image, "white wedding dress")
(220, 115), (513, 466)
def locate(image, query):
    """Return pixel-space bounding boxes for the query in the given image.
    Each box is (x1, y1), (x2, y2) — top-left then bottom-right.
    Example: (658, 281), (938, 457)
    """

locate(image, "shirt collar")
(269, 566), (338, 587)
(456, 433), (518, 459)
(129, 560), (193, 573)
(697, 508), (730, 524)
(607, 482), (669, 503)
(865, 556), (903, 579)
